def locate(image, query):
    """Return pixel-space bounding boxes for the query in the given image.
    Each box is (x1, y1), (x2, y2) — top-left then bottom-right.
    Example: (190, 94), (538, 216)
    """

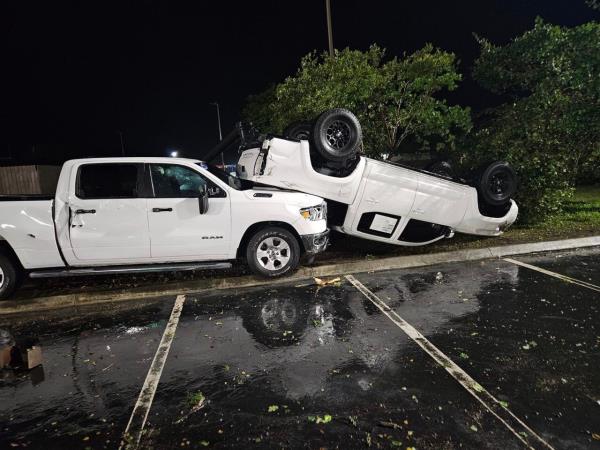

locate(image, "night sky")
(3, 1), (597, 164)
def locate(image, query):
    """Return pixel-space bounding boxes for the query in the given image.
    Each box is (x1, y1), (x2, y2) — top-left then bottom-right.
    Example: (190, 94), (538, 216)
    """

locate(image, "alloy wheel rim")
(325, 120), (351, 150)
(488, 172), (510, 200)
(256, 237), (291, 271)
(0, 267), (4, 290)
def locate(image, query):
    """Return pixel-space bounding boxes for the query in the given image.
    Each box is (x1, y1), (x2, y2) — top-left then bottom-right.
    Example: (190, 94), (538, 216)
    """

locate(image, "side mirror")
(198, 187), (209, 215)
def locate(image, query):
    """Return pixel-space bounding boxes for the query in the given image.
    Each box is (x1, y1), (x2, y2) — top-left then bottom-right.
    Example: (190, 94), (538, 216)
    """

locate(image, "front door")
(146, 163), (232, 260)
(68, 163), (151, 263)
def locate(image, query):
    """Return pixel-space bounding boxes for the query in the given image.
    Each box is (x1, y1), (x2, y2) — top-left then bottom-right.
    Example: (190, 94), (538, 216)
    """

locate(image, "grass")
(522, 185), (600, 235)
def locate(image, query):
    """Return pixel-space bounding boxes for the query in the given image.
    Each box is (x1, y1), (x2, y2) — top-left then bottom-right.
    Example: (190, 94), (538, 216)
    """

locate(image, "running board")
(29, 262), (232, 279)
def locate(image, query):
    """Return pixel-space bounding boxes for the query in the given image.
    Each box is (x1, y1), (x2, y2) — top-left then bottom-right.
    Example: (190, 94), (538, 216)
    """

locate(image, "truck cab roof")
(64, 157), (203, 165)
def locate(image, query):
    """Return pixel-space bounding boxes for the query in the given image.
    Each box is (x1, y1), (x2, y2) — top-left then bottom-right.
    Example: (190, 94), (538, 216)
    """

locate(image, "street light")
(170, 150), (179, 158)
(210, 102), (226, 168)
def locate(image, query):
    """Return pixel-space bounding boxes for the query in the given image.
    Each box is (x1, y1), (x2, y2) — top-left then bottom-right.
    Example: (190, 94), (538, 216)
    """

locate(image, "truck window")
(150, 164), (226, 198)
(77, 164), (140, 199)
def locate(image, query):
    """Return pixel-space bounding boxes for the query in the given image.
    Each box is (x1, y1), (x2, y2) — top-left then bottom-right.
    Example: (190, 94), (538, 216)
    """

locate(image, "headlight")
(300, 203), (327, 221)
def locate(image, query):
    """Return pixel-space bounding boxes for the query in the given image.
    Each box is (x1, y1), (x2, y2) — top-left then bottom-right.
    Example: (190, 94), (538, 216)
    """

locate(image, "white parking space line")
(119, 294), (186, 449)
(345, 275), (554, 450)
(503, 258), (600, 293)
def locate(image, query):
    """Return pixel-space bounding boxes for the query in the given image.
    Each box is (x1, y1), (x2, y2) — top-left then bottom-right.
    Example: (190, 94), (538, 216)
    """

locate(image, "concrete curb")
(1, 236), (599, 315)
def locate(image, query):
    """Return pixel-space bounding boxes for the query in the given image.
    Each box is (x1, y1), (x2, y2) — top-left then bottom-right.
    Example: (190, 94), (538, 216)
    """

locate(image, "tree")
(458, 18), (600, 222)
(243, 45), (471, 159)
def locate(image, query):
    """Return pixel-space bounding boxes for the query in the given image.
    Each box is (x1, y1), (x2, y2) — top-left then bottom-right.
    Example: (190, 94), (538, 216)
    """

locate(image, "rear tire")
(312, 108), (362, 163)
(283, 121), (312, 141)
(246, 227), (301, 277)
(425, 160), (455, 179)
(0, 253), (20, 300)
(477, 161), (517, 206)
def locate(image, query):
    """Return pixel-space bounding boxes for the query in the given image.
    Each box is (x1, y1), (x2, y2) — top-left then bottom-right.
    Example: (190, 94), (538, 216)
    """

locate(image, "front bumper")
(456, 199), (519, 236)
(301, 229), (330, 254)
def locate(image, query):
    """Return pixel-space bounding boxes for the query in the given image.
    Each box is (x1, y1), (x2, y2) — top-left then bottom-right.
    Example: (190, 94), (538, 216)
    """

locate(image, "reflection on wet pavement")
(0, 299), (174, 448)
(143, 281), (520, 449)
(1, 247), (599, 449)
(360, 257), (600, 448)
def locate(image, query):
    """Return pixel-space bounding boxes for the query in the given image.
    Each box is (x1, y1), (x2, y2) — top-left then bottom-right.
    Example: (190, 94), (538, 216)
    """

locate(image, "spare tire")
(283, 121), (312, 141)
(312, 108), (362, 163)
(478, 161), (517, 206)
(425, 160), (455, 179)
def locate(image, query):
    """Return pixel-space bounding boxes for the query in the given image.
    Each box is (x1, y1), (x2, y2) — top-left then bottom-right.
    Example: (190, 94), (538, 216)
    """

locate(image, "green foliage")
(243, 45), (471, 158)
(460, 19), (600, 222)
(587, 0), (600, 11)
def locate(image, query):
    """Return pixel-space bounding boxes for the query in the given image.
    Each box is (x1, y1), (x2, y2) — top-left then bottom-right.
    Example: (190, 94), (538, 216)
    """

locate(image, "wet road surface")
(1, 247), (599, 449)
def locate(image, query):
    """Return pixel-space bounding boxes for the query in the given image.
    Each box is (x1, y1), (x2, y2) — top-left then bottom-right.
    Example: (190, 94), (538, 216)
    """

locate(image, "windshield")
(197, 163), (254, 191)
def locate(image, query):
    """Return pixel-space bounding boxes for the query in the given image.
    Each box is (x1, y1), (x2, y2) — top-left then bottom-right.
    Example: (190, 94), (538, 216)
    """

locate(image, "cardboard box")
(23, 346), (42, 369)
(0, 345), (11, 369)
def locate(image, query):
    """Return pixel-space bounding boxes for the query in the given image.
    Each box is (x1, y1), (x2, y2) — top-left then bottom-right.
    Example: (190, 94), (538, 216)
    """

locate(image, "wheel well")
(0, 239), (24, 272)
(236, 222), (304, 258)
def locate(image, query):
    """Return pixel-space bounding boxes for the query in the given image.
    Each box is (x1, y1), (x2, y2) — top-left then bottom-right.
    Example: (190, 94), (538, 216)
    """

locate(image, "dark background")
(2, 1), (596, 164)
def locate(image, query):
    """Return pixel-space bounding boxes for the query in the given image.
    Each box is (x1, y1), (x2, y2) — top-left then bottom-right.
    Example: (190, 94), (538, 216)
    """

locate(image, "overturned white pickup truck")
(235, 109), (518, 247)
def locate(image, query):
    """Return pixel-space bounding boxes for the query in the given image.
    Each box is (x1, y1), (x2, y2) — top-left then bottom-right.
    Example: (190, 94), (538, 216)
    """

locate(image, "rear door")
(146, 163), (232, 260)
(350, 161), (418, 240)
(67, 163), (151, 263)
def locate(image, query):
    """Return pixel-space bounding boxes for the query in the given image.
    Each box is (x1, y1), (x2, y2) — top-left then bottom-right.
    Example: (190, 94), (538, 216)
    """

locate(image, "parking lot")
(1, 247), (599, 449)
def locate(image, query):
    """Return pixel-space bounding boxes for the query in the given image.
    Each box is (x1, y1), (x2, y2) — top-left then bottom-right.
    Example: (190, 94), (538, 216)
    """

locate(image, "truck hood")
(243, 187), (324, 207)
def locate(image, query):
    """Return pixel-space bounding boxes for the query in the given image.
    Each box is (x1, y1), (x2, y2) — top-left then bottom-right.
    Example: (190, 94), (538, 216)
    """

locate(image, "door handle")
(152, 207), (173, 213)
(75, 209), (96, 214)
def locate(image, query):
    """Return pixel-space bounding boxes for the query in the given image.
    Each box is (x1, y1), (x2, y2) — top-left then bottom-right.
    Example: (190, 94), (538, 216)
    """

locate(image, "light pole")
(210, 102), (225, 168)
(325, 0), (334, 57)
(118, 131), (125, 156)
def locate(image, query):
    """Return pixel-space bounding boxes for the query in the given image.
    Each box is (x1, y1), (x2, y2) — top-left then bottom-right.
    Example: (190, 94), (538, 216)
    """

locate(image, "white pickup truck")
(0, 157), (329, 299)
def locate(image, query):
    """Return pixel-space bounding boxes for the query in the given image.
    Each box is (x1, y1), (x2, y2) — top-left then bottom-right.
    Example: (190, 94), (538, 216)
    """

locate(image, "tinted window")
(150, 164), (226, 198)
(77, 164), (139, 199)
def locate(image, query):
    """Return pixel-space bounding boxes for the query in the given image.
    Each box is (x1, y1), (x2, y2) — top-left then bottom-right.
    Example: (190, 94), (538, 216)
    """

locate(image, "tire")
(477, 161), (518, 206)
(0, 253), (20, 300)
(246, 227), (301, 277)
(312, 108), (362, 163)
(425, 160), (455, 179)
(283, 121), (312, 141)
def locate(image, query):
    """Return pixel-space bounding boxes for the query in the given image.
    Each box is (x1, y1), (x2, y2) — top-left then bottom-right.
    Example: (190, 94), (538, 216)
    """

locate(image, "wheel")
(246, 227), (301, 277)
(312, 108), (362, 163)
(477, 161), (517, 206)
(283, 121), (312, 141)
(425, 160), (455, 179)
(0, 253), (20, 300)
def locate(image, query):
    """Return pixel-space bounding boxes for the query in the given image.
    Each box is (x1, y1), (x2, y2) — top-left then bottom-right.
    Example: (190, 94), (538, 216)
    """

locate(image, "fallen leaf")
(314, 277), (341, 286)
(316, 414), (332, 424)
(267, 405), (279, 413)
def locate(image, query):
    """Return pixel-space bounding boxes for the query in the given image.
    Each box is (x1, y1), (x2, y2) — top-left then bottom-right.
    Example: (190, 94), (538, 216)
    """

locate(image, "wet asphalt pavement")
(1, 247), (599, 449)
